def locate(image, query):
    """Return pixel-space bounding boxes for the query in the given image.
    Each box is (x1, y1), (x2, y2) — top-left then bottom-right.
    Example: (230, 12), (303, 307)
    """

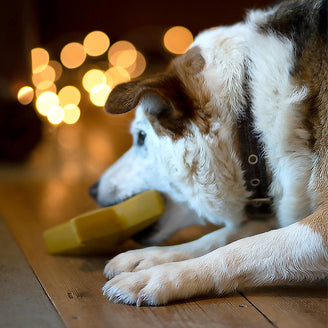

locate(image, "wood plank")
(242, 283), (328, 328)
(0, 180), (273, 328)
(0, 216), (64, 328)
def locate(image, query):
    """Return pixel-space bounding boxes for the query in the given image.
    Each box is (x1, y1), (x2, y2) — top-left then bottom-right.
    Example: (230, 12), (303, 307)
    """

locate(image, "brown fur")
(263, 0), (328, 210)
(300, 208), (328, 247)
(105, 46), (213, 138)
(105, 72), (193, 139)
(172, 47), (213, 135)
(295, 30), (328, 208)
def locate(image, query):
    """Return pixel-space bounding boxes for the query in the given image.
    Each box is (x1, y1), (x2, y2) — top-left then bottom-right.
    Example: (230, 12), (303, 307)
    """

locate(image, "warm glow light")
(31, 48), (49, 74)
(36, 91), (59, 116)
(63, 104), (80, 124)
(89, 84), (111, 107)
(17, 86), (34, 105)
(104, 66), (130, 89)
(34, 80), (54, 90)
(164, 26), (193, 54)
(35, 83), (57, 98)
(49, 60), (63, 81)
(60, 42), (86, 69)
(82, 69), (106, 92)
(108, 41), (137, 68)
(126, 51), (146, 78)
(58, 86), (81, 106)
(83, 31), (110, 56)
(47, 105), (65, 124)
(32, 65), (56, 87)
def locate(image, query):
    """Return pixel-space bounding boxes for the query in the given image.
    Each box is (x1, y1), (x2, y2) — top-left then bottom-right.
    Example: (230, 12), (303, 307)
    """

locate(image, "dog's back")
(264, 0), (328, 207)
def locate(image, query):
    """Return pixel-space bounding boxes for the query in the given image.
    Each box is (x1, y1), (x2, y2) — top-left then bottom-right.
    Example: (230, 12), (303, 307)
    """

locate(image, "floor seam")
(239, 292), (279, 328)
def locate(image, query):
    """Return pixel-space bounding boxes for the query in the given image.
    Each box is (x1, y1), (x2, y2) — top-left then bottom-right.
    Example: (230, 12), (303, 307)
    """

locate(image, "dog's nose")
(89, 181), (99, 201)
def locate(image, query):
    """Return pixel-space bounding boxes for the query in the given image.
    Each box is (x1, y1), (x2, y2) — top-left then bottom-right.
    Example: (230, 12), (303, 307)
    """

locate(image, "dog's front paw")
(104, 247), (192, 279)
(103, 259), (213, 306)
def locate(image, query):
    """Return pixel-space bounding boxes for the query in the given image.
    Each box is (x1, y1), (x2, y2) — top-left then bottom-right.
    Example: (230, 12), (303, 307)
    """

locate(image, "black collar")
(237, 72), (272, 218)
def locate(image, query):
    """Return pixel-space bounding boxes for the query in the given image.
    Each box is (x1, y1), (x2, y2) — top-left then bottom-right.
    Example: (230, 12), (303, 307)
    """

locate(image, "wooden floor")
(0, 109), (327, 328)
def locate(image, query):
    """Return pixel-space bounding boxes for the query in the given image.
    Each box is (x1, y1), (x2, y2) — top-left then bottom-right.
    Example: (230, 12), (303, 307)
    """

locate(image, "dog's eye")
(137, 130), (146, 146)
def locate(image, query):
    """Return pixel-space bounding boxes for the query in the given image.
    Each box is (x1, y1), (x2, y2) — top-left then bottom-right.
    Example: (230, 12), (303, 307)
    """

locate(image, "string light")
(58, 86), (81, 106)
(35, 91), (59, 116)
(23, 32), (148, 126)
(108, 41), (137, 68)
(32, 65), (56, 88)
(60, 42), (86, 69)
(63, 104), (81, 124)
(82, 69), (106, 92)
(89, 84), (111, 107)
(104, 66), (130, 89)
(47, 105), (65, 125)
(48, 60), (63, 81)
(31, 48), (49, 74)
(164, 26), (193, 54)
(84, 31), (110, 57)
(35, 83), (57, 98)
(17, 86), (34, 105)
(126, 51), (146, 78)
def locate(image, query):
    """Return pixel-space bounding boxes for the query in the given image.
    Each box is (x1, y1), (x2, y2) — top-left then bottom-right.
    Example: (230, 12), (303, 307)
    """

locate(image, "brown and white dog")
(91, 0), (328, 305)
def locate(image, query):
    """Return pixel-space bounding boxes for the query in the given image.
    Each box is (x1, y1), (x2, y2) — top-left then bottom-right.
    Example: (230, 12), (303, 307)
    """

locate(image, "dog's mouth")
(98, 192), (139, 208)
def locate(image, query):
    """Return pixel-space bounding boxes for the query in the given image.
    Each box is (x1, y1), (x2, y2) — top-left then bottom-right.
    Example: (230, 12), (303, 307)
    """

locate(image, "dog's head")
(91, 30), (249, 245)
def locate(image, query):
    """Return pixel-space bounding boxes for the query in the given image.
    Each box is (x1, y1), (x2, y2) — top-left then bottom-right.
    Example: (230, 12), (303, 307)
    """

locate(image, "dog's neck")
(237, 71), (273, 218)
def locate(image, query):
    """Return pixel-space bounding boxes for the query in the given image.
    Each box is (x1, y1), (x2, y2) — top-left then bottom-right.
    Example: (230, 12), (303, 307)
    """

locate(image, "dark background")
(0, 0), (272, 162)
(1, 0), (272, 98)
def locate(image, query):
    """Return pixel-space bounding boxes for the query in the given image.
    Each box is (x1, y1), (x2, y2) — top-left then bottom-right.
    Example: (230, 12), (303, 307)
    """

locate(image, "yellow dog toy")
(43, 190), (165, 255)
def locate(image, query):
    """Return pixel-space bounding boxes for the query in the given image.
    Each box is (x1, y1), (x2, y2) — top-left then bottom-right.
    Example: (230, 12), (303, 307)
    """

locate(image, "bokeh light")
(48, 60), (63, 81)
(25, 30), (148, 125)
(164, 26), (193, 54)
(31, 48), (49, 74)
(104, 66), (130, 89)
(89, 84), (111, 107)
(60, 42), (86, 69)
(126, 51), (146, 78)
(36, 91), (59, 116)
(82, 69), (106, 92)
(108, 41), (137, 68)
(84, 31), (110, 56)
(17, 86), (34, 105)
(35, 83), (57, 98)
(47, 105), (65, 125)
(32, 65), (56, 87)
(63, 104), (81, 124)
(58, 86), (81, 106)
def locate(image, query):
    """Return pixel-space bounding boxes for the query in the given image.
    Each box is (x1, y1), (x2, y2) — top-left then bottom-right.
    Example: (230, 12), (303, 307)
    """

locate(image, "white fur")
(103, 223), (328, 305)
(97, 3), (328, 305)
(246, 20), (314, 226)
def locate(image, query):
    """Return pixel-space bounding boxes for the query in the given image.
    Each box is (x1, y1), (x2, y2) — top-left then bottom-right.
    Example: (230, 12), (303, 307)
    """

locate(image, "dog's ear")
(139, 90), (172, 116)
(104, 79), (172, 115)
(105, 73), (194, 137)
(141, 85), (194, 137)
(105, 80), (143, 114)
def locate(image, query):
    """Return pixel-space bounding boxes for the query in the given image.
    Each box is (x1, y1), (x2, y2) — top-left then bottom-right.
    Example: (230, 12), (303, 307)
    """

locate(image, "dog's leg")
(273, 154), (314, 227)
(103, 209), (327, 305)
(104, 219), (273, 278)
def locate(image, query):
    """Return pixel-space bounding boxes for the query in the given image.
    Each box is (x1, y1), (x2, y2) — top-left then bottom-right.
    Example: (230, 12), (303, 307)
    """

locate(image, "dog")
(90, 0), (328, 305)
